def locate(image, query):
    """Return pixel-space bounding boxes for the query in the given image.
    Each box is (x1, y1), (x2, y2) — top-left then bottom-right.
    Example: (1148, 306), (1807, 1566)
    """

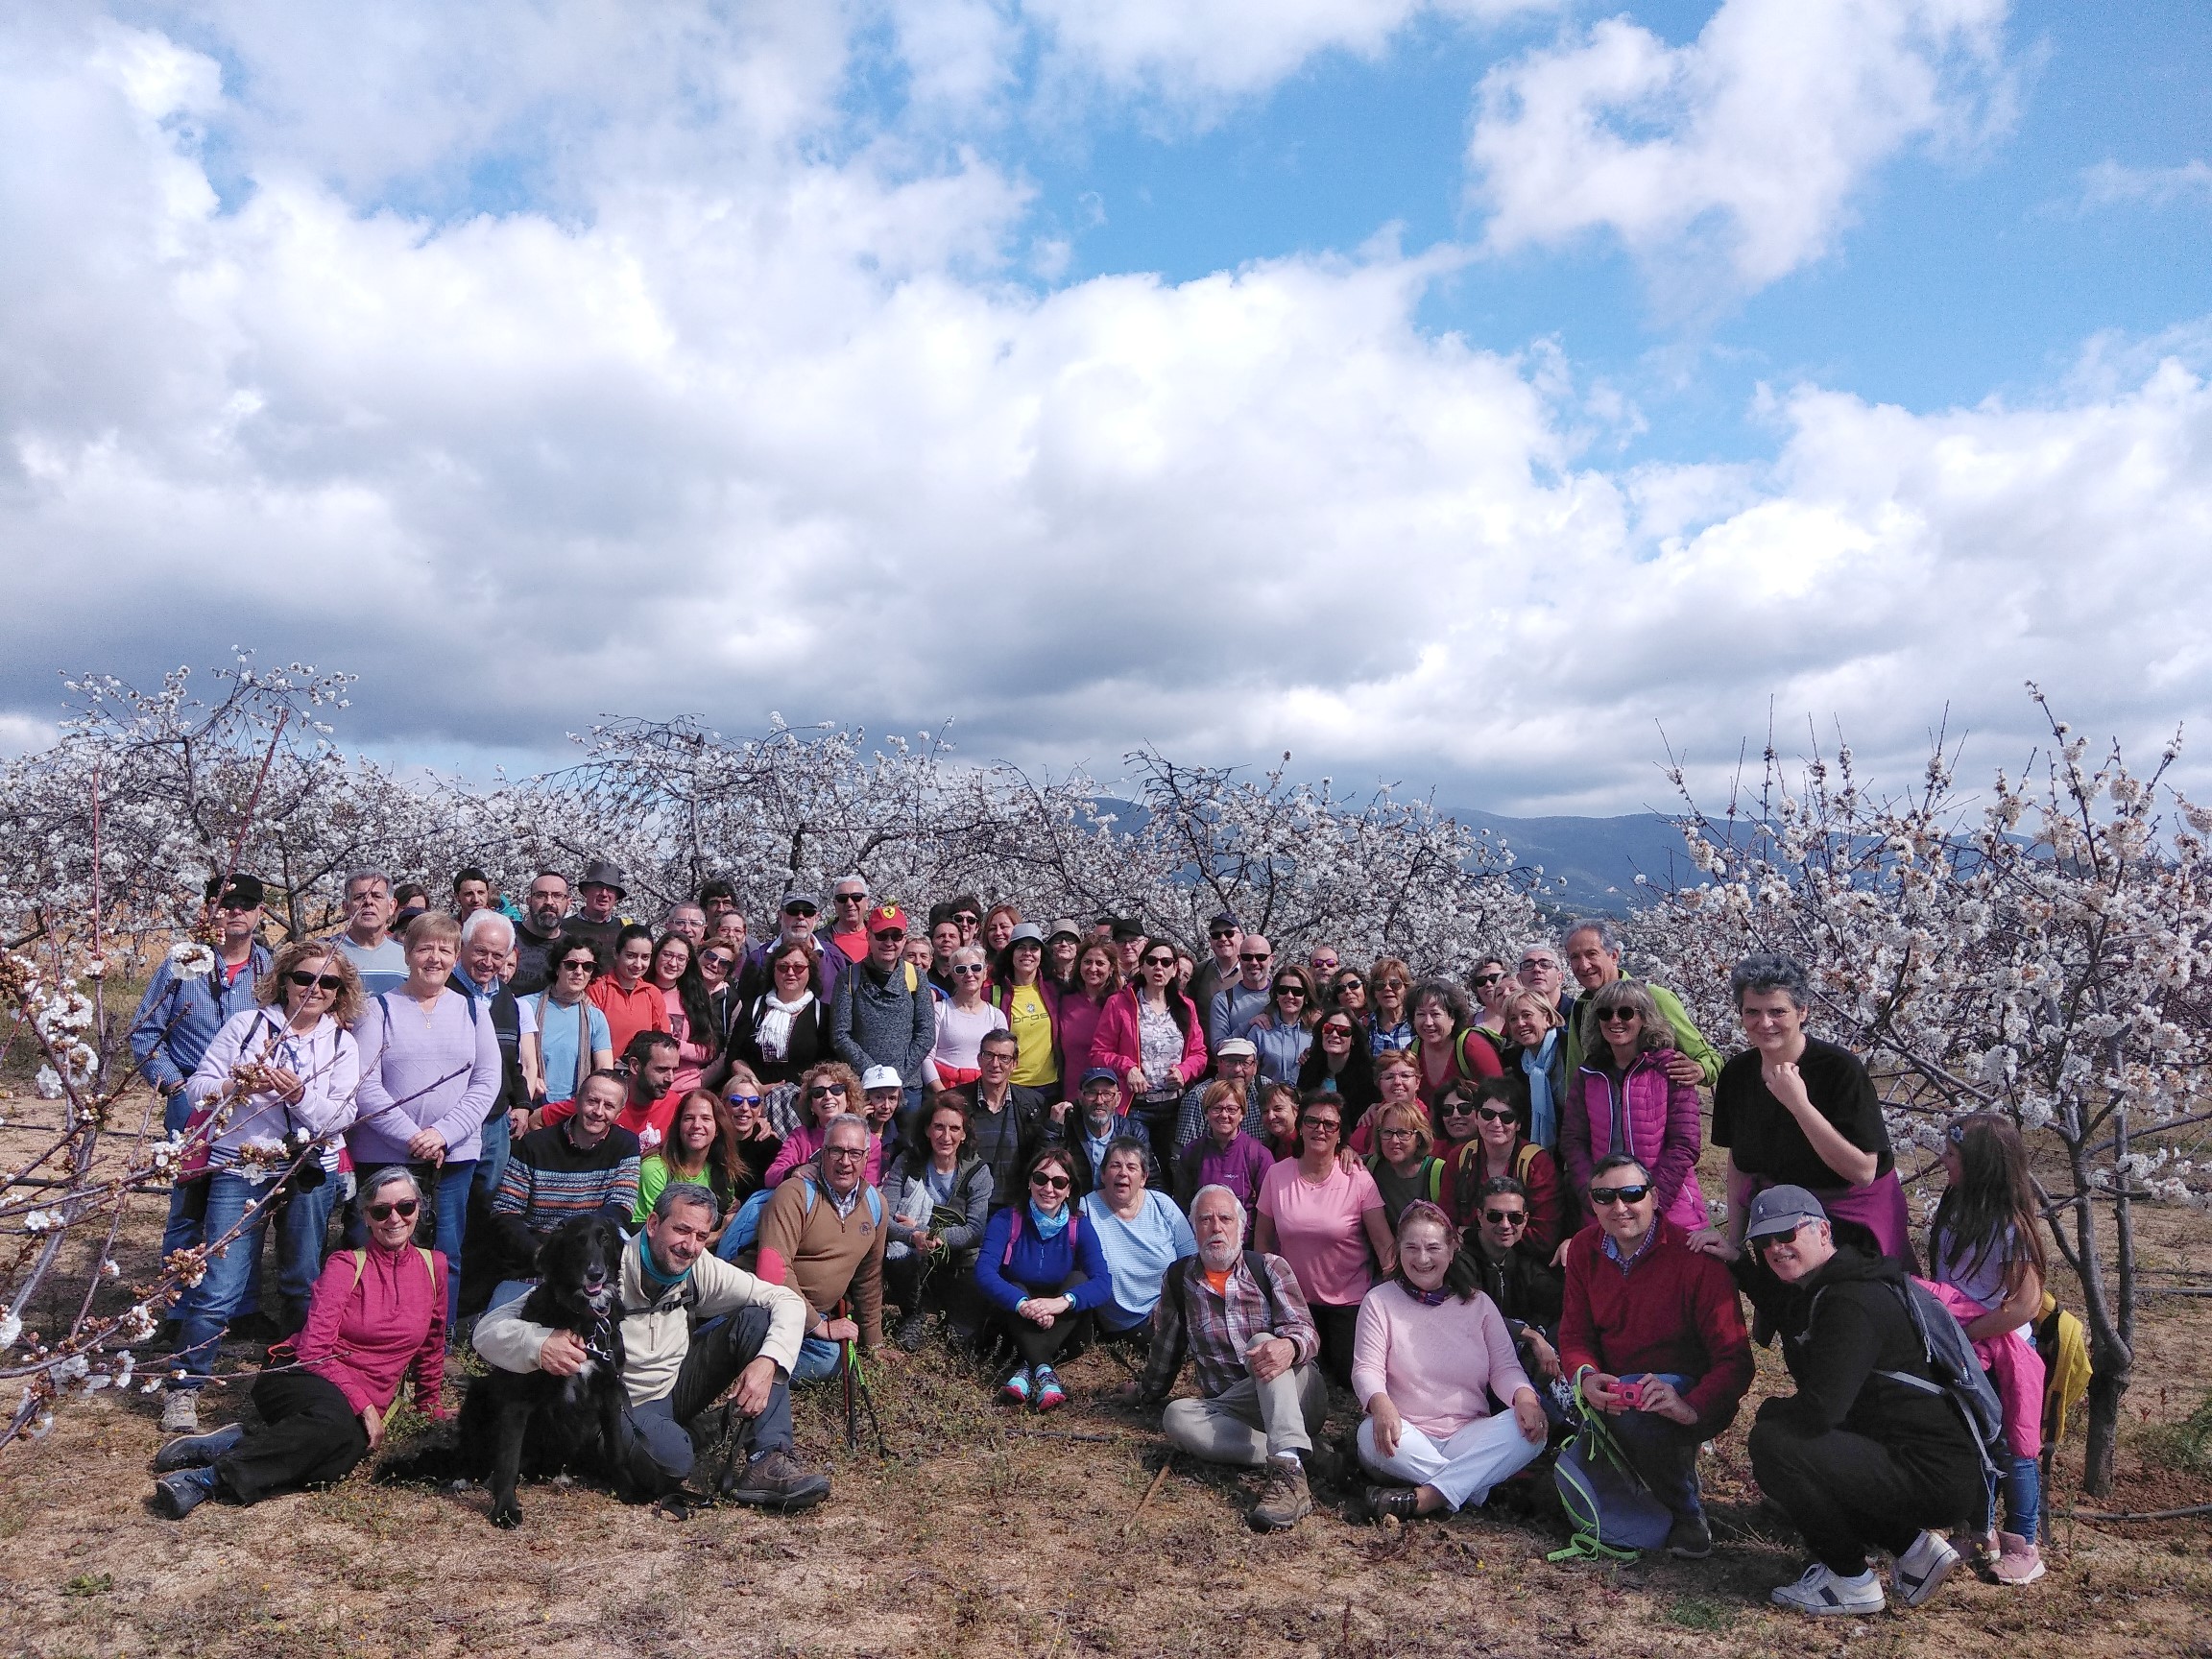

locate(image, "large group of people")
(132, 867), (2064, 1615)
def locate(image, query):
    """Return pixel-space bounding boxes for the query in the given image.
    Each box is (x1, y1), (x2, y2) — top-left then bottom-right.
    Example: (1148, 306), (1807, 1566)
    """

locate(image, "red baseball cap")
(866, 903), (908, 935)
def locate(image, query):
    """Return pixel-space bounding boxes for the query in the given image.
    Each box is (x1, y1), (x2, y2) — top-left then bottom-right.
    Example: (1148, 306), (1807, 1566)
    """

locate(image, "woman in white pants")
(1353, 1200), (1549, 1520)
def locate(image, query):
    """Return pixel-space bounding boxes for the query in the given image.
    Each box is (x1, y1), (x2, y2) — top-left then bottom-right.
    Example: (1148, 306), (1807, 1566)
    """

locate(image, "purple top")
(348, 988), (502, 1166)
(1178, 1131), (1277, 1214)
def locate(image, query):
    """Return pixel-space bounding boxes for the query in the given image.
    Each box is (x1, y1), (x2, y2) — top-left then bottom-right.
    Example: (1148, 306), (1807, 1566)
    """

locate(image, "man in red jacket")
(1559, 1152), (1753, 1561)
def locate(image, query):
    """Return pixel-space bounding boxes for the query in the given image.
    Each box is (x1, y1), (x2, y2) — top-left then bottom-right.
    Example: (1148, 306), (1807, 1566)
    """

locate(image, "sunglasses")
(1754, 1223), (1807, 1251)
(1311, 958), (1338, 972)
(1597, 1009), (1641, 1026)
(808, 1084), (849, 1099)
(1589, 1184), (1652, 1207)
(1377, 977), (1407, 991)
(724, 1094), (762, 1110)
(1321, 1023), (1354, 1037)
(1471, 972), (1505, 987)
(366, 1199), (420, 1221)
(783, 903), (819, 917)
(1438, 1099), (1479, 1117)
(559, 957), (597, 973)
(216, 898), (258, 912)
(1487, 1210), (1531, 1231)
(1474, 1106), (1516, 1124)
(953, 913), (979, 926)
(1239, 952), (1272, 964)
(701, 953), (733, 970)
(287, 971), (345, 991)
(874, 928), (907, 943)
(952, 964), (988, 975)
(835, 893), (869, 903)
(1029, 1172), (1071, 1191)
(1209, 929), (1238, 941)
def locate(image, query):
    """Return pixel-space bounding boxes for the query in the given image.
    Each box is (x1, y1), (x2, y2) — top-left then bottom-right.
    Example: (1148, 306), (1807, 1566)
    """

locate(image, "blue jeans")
(489, 1278), (536, 1313)
(1608, 1371), (1704, 1522)
(349, 1161), (474, 1324)
(471, 1109), (513, 1213)
(714, 1189), (775, 1261)
(159, 1089), (205, 1269)
(274, 1173), (340, 1334)
(790, 1334), (842, 1382)
(1985, 1452), (2041, 1540)
(169, 1170), (283, 1386)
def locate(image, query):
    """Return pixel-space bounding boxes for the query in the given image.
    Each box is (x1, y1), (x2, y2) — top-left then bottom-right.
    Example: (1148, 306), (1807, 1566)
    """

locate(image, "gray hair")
(359, 1166), (422, 1208)
(344, 868), (392, 899)
(950, 943), (988, 969)
(1562, 917), (1622, 956)
(652, 1181), (721, 1226)
(1518, 940), (1561, 968)
(1189, 1183), (1248, 1236)
(461, 907), (516, 949)
(1731, 951), (1812, 1012)
(832, 873), (868, 894)
(823, 1112), (872, 1145)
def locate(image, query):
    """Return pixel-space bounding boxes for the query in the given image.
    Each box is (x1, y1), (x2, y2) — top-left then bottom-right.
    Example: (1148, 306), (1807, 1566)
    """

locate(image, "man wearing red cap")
(830, 904), (936, 1114)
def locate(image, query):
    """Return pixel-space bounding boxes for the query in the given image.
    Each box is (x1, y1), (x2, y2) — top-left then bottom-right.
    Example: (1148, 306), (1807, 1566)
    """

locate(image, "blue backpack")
(1548, 1367), (1674, 1562)
(793, 1169), (884, 1229)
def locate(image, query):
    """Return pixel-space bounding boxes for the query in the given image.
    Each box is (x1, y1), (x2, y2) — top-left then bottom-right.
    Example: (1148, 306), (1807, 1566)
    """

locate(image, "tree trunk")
(2081, 1353), (2127, 1497)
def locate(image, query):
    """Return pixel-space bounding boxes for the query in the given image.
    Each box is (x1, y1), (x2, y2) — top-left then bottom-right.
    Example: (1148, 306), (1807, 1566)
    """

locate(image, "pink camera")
(1615, 1378), (1646, 1410)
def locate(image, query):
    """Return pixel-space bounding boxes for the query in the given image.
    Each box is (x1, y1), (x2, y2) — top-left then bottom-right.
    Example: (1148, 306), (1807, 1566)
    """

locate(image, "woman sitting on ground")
(1082, 1136), (1195, 1344)
(974, 1144), (1115, 1411)
(883, 1094), (994, 1349)
(633, 1088), (743, 1239)
(1351, 1200), (1548, 1521)
(718, 1063), (783, 1195)
(154, 1166), (445, 1518)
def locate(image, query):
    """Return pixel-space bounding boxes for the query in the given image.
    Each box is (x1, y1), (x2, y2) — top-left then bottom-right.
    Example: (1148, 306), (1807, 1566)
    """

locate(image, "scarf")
(755, 989), (813, 1062)
(1407, 1284), (1454, 1307)
(1520, 1029), (1560, 1149)
(638, 1242), (692, 1299)
(1027, 1199), (1069, 1238)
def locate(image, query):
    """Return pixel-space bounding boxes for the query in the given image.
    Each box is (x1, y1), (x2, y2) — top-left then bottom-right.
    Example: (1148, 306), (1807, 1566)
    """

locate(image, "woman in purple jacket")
(346, 911), (502, 1320)
(1560, 981), (1707, 1236)
(974, 1145), (1115, 1411)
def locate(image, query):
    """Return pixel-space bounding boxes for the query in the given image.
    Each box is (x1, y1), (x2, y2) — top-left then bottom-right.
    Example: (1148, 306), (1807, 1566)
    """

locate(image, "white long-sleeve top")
(185, 1006), (359, 1172)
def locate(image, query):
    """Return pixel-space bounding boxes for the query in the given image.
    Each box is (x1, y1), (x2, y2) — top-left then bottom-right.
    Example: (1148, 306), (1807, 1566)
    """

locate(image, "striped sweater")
(490, 1121), (642, 1278)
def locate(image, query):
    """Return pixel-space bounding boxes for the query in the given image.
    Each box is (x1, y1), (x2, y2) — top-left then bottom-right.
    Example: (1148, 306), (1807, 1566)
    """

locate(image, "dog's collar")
(580, 1304), (618, 1368)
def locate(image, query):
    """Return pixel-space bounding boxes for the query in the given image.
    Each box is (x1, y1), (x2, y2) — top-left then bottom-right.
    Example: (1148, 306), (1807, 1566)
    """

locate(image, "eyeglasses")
(1589, 1184), (1652, 1207)
(1516, 958), (1554, 974)
(1471, 972), (1505, 988)
(366, 1199), (420, 1221)
(1483, 1209), (1527, 1227)
(775, 955), (812, 972)
(1754, 1223), (1806, 1251)
(1596, 1009), (1640, 1026)
(1298, 1118), (1342, 1136)
(1029, 1172), (1071, 1191)
(1475, 1106), (1516, 1124)
(724, 1094), (762, 1110)
(823, 1144), (867, 1162)
(1378, 1125), (1417, 1140)
(1239, 951), (1272, 964)
(807, 1084), (848, 1099)
(952, 964), (988, 976)
(286, 971), (345, 991)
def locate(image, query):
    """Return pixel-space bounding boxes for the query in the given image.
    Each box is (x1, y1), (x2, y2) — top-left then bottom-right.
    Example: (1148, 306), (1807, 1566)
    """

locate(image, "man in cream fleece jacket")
(473, 1182), (830, 1510)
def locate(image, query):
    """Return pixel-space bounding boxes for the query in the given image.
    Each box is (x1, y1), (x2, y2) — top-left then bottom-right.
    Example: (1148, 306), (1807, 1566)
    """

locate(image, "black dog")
(381, 1215), (633, 1527)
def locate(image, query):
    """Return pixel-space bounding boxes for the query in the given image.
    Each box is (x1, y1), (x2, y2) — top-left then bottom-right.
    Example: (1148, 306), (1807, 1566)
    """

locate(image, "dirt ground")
(2, 1102), (2208, 1659)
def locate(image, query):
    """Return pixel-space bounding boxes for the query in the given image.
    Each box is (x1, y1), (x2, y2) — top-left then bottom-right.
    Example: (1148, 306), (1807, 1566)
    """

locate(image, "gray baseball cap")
(1744, 1185), (1829, 1239)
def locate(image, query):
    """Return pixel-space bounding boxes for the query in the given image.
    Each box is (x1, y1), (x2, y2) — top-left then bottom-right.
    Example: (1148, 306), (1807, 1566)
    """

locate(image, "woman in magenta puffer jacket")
(1560, 981), (1707, 1234)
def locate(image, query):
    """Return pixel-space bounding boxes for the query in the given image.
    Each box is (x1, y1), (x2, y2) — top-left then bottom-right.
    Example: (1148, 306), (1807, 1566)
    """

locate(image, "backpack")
(1548, 1367), (1674, 1562)
(1364, 1152), (1445, 1205)
(1164, 1249), (1281, 1325)
(1813, 1276), (2008, 1479)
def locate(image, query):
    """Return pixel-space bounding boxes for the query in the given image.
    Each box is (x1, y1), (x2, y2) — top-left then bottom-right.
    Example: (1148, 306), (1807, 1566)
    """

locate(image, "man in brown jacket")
(755, 1114), (891, 1382)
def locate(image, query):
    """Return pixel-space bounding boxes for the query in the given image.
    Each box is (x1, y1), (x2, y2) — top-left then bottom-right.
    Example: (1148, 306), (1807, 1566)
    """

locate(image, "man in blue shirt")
(330, 869), (408, 998)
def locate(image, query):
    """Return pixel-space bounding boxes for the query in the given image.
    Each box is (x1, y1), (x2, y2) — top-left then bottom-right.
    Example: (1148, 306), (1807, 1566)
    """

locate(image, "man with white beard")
(1122, 1185), (1329, 1532)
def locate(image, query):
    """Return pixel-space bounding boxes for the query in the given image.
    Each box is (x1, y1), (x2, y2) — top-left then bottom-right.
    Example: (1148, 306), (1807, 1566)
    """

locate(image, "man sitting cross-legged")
(1119, 1183), (1330, 1533)
(473, 1182), (830, 1509)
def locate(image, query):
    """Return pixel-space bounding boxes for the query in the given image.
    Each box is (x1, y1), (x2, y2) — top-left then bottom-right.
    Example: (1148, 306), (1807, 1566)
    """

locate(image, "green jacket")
(1562, 974), (1720, 1090)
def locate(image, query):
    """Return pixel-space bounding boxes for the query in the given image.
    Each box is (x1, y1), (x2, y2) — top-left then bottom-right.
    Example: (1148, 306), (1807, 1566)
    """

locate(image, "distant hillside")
(1453, 810), (1694, 912)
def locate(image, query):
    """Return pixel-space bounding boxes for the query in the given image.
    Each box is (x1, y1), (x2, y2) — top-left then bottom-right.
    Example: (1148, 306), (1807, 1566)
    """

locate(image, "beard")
(1196, 1237), (1242, 1271)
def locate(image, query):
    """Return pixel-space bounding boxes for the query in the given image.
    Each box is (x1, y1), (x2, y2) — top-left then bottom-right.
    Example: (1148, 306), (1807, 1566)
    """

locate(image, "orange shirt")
(589, 976), (670, 1061)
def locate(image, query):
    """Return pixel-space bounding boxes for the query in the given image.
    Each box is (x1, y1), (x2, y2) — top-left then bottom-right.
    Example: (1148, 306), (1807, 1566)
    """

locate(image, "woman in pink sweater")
(1351, 1201), (1549, 1521)
(151, 1168), (446, 1518)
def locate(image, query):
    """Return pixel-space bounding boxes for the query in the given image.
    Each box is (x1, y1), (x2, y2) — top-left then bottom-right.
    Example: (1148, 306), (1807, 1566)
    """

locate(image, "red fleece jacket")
(1558, 1217), (1752, 1436)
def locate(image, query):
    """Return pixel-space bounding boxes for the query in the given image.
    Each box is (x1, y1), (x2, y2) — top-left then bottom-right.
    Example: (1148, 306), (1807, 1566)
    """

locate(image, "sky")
(2, 0), (2208, 815)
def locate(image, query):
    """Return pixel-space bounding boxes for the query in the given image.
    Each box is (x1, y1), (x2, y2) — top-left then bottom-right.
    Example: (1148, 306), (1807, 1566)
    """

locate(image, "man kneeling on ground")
(473, 1182), (829, 1510)
(1745, 1186), (1984, 1617)
(1119, 1184), (1328, 1532)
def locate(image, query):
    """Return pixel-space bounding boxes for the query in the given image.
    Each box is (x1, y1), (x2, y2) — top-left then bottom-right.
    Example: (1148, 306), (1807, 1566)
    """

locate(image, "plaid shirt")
(1139, 1250), (1318, 1403)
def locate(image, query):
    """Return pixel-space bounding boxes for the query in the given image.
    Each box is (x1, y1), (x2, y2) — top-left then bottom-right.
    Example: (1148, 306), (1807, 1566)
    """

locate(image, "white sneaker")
(1770, 1563), (1886, 1617)
(1893, 1530), (1961, 1608)
(159, 1390), (201, 1435)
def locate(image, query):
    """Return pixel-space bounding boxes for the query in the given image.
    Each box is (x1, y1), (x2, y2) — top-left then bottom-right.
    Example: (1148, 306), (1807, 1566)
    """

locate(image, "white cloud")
(1469, 0), (2016, 296)
(2, 5), (2206, 818)
(2078, 158), (2212, 211)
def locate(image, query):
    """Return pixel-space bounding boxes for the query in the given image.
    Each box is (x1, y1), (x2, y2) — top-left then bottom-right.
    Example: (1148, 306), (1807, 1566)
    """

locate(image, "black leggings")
(1310, 1301), (1360, 1388)
(1002, 1272), (1090, 1369)
(215, 1370), (371, 1504)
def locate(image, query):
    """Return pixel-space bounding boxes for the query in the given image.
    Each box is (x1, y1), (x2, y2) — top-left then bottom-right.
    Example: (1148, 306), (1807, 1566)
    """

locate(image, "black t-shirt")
(1711, 1035), (1893, 1188)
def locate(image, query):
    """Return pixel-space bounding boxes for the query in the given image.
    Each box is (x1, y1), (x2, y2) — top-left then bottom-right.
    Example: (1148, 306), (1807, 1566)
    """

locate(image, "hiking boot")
(152, 1467), (219, 1520)
(1032, 1365), (1068, 1411)
(159, 1390), (201, 1435)
(893, 1308), (930, 1352)
(724, 1449), (830, 1514)
(1991, 1531), (2045, 1585)
(155, 1421), (244, 1473)
(1250, 1457), (1312, 1532)
(1000, 1366), (1033, 1406)
(1893, 1529), (1961, 1607)
(1666, 1512), (1714, 1560)
(1366, 1484), (1425, 1522)
(1770, 1563), (1885, 1617)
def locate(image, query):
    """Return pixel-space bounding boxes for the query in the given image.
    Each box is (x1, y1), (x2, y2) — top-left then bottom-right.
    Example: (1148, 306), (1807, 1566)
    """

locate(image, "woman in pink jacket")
(152, 1167), (446, 1517)
(1560, 981), (1707, 1235)
(1089, 940), (1208, 1157)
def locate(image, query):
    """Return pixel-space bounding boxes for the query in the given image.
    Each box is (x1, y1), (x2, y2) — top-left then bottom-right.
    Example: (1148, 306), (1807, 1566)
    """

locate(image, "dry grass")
(2, 1105), (2209, 1659)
